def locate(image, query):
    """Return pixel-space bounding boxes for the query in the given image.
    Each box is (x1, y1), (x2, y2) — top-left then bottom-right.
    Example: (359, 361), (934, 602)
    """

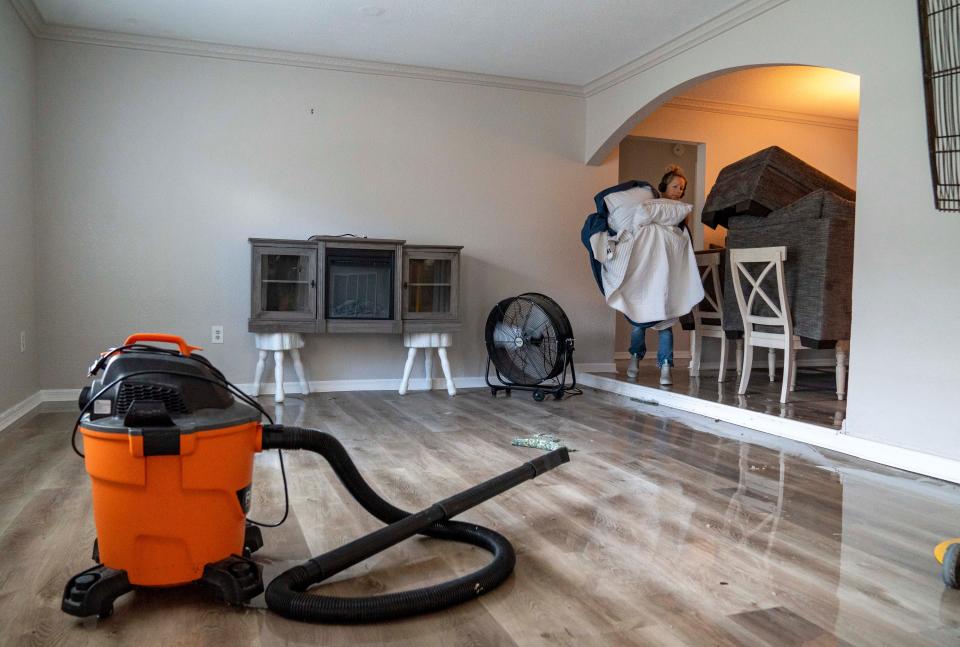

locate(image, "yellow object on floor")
(935, 538), (960, 563)
(935, 538), (960, 588)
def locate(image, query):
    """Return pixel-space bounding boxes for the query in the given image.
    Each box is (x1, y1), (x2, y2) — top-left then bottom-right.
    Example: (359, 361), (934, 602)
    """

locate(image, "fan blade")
(519, 344), (550, 380)
(492, 322), (518, 345)
(522, 306), (549, 338)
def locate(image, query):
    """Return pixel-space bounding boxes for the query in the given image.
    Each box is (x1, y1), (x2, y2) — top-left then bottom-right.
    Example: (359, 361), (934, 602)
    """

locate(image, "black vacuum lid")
(80, 348), (260, 433)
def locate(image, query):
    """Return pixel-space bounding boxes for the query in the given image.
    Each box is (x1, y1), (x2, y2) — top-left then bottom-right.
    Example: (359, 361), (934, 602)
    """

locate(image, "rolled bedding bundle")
(601, 197), (704, 324)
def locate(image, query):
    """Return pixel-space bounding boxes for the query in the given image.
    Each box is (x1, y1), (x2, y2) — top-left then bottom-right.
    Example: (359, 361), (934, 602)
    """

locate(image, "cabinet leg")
(252, 350), (268, 397)
(736, 339), (744, 375)
(424, 350), (434, 390)
(768, 348), (776, 382)
(273, 351), (285, 403)
(437, 347), (456, 396)
(399, 347), (418, 396)
(836, 341), (848, 401)
(289, 348), (309, 395)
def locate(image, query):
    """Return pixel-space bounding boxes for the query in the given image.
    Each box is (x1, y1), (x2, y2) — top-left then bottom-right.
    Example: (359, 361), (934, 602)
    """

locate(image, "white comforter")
(594, 199), (704, 323)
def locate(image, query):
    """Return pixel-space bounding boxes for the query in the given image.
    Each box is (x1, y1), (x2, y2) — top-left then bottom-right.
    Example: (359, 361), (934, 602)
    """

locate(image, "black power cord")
(72, 345), (289, 528)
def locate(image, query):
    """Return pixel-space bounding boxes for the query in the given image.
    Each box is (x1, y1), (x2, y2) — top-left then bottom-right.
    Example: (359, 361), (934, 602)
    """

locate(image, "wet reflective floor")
(609, 359), (848, 429)
(1, 389), (956, 645)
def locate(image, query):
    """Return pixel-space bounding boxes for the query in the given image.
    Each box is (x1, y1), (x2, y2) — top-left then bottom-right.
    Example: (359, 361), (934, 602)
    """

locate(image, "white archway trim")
(583, 0), (790, 97)
(663, 96), (859, 132)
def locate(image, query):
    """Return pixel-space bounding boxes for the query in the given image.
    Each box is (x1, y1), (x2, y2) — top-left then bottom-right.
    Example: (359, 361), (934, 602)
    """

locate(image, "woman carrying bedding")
(606, 165), (703, 386)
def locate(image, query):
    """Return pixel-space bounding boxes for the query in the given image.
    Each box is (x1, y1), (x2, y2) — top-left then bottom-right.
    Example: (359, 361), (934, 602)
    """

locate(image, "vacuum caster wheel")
(506, 388), (512, 397)
(201, 555), (264, 606)
(62, 565), (133, 618)
(533, 389), (545, 402)
(943, 543), (960, 589)
(490, 387), (498, 397)
(553, 389), (564, 400)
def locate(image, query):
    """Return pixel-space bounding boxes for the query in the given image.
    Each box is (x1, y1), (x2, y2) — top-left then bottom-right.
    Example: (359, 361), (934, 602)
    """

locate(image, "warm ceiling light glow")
(680, 66), (861, 121)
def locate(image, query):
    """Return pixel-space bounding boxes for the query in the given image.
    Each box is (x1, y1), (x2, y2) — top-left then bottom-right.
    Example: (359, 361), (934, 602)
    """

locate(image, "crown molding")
(664, 96), (859, 131)
(583, 0), (790, 97)
(11, 0), (808, 104)
(10, 0), (43, 35)
(9, 0), (582, 97)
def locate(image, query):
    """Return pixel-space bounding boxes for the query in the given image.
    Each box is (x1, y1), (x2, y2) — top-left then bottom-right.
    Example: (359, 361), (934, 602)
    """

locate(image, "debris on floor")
(511, 434), (575, 452)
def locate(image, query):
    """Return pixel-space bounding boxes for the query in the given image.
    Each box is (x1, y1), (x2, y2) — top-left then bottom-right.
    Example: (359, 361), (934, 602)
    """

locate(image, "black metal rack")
(919, 0), (960, 211)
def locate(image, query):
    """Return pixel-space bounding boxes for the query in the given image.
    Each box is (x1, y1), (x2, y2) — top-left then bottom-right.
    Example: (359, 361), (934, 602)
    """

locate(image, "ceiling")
(24, 2), (861, 121)
(31, 0), (746, 86)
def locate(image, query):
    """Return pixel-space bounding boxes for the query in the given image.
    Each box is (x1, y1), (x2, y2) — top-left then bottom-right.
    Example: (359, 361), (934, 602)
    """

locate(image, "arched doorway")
(601, 65), (860, 430)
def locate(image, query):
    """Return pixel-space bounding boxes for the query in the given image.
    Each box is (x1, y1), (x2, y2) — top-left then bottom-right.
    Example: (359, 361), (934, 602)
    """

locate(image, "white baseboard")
(9, 372), (957, 484)
(0, 377), (492, 432)
(0, 391), (44, 433)
(579, 372), (960, 485)
(613, 351), (837, 371)
(577, 363), (616, 374)
(235, 376), (489, 395)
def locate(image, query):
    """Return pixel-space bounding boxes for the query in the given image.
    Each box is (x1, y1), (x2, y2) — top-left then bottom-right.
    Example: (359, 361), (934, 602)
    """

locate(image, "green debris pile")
(511, 433), (575, 452)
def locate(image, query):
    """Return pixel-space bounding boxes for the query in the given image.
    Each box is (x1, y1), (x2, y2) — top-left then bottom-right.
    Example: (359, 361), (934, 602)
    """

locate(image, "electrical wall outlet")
(212, 325), (224, 344)
(20, 331), (26, 353)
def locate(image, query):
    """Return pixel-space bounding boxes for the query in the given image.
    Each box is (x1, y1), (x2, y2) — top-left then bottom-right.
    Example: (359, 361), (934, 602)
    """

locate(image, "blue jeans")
(628, 321), (674, 368)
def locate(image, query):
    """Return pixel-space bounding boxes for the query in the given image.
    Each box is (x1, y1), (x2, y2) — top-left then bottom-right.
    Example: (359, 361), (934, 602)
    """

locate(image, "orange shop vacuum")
(62, 334), (569, 622)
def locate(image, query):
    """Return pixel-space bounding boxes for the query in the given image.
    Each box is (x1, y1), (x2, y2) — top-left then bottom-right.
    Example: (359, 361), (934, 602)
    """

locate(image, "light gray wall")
(0, 3), (37, 411)
(586, 0), (960, 461)
(35, 41), (616, 390)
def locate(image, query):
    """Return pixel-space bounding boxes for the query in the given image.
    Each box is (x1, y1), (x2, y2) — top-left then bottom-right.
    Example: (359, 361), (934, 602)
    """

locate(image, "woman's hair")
(658, 164), (687, 197)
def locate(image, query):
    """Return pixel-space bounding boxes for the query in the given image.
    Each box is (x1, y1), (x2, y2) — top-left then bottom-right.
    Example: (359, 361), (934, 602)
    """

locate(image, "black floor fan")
(484, 293), (576, 401)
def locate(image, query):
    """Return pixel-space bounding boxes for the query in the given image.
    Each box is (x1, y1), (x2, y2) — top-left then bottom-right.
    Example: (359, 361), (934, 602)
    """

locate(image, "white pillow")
(636, 199), (693, 227)
(603, 186), (654, 212)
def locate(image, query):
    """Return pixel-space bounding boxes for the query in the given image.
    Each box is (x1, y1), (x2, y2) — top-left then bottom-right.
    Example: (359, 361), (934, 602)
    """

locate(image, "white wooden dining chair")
(689, 251), (730, 382)
(729, 246), (848, 404)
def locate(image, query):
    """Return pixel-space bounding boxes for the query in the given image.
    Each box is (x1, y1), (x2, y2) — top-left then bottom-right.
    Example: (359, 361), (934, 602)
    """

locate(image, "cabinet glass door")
(404, 253), (457, 319)
(254, 247), (317, 320)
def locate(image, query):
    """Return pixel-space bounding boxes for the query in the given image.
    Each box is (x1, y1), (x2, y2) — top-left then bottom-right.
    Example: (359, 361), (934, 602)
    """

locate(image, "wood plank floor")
(1, 388), (957, 646)
(611, 359), (848, 429)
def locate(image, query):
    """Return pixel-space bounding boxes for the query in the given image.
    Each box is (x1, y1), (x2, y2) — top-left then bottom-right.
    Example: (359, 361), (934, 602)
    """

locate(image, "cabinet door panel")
(402, 251), (459, 320)
(252, 246), (317, 321)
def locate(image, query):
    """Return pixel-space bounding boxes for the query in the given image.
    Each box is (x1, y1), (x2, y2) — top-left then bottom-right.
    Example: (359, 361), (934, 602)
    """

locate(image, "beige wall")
(585, 0), (960, 461)
(35, 40), (616, 390)
(0, 4), (38, 411)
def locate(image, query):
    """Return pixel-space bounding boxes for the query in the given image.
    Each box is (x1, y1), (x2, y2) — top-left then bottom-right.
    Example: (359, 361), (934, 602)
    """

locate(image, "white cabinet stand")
(399, 332), (456, 396)
(252, 333), (310, 403)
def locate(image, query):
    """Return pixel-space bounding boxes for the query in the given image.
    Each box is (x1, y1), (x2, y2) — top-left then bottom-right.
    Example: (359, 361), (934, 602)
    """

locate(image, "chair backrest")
(729, 247), (792, 337)
(694, 251), (724, 326)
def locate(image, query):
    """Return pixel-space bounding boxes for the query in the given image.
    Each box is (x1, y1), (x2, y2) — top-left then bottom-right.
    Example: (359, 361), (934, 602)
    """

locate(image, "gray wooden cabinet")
(401, 245), (462, 333)
(249, 241), (318, 333)
(248, 238), (462, 334)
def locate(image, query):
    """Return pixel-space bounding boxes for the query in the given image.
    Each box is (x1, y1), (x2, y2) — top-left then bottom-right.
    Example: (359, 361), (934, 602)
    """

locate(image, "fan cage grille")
(485, 294), (573, 386)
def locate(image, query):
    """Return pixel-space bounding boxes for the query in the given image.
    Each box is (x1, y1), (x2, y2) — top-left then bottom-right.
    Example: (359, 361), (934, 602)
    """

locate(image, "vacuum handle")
(123, 333), (202, 357)
(302, 447), (570, 582)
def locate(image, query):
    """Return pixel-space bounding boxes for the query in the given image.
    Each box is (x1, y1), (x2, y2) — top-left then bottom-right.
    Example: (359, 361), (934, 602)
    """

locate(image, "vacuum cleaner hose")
(260, 425), (568, 623)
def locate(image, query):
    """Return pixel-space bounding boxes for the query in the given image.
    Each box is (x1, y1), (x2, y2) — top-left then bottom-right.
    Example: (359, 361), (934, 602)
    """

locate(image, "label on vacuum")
(237, 484), (252, 514)
(93, 399), (112, 415)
